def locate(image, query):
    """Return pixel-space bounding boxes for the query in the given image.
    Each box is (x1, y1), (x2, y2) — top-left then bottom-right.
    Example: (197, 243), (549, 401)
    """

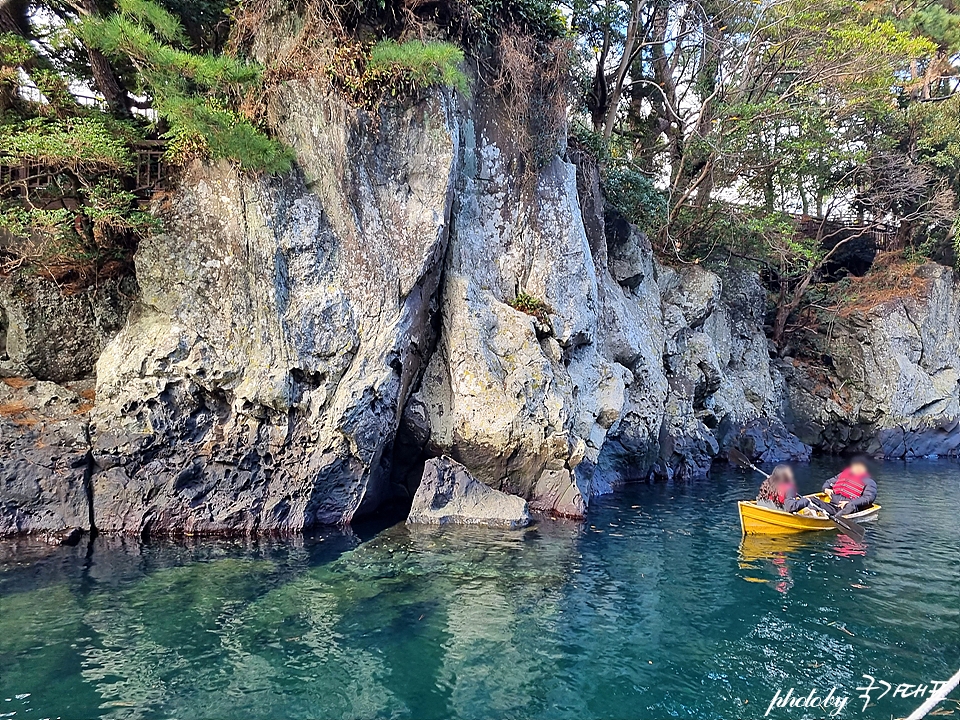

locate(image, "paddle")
(727, 448), (866, 542)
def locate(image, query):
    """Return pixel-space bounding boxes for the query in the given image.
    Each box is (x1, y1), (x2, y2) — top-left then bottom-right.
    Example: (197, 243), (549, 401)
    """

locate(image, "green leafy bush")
(0, 114), (155, 284)
(509, 291), (551, 321)
(0, 116), (137, 171)
(603, 163), (668, 236)
(80, 0), (291, 172)
(464, 0), (568, 45)
(369, 40), (469, 96)
(325, 39), (470, 108)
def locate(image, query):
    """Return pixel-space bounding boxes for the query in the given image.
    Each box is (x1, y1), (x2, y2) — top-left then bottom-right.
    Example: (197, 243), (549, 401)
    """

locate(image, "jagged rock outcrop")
(0, 65), (810, 535)
(0, 274), (136, 383)
(0, 80), (810, 533)
(406, 456), (530, 528)
(784, 263), (960, 458)
(414, 124), (807, 505)
(88, 88), (459, 534)
(415, 105), (630, 517)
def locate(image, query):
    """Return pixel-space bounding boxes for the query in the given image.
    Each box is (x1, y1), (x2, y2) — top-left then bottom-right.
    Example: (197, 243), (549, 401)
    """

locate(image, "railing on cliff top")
(0, 140), (171, 201)
(791, 213), (902, 252)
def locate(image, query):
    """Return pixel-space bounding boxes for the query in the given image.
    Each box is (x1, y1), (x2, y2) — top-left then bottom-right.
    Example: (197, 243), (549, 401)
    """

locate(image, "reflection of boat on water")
(738, 534), (816, 566)
(738, 526), (869, 592)
(737, 535), (812, 593)
(738, 493), (881, 535)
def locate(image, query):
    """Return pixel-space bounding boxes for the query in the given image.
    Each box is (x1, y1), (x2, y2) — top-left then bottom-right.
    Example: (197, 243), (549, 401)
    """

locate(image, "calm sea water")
(0, 458), (957, 720)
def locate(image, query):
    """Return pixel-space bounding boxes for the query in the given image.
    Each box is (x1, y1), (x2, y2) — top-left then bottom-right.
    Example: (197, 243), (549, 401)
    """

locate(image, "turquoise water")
(0, 458), (958, 720)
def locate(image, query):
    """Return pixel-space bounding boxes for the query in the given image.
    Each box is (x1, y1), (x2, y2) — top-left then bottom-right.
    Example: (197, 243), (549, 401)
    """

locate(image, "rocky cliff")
(5, 54), (949, 537)
(784, 262), (960, 458)
(0, 73), (809, 536)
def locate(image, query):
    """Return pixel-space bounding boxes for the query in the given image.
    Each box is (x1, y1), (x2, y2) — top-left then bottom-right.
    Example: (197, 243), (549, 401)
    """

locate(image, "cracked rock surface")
(784, 263), (960, 458)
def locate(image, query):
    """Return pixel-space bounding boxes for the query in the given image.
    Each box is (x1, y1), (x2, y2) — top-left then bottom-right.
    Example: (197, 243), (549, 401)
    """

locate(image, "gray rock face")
(417, 124), (807, 506)
(406, 456), (530, 528)
(785, 263), (960, 458)
(81, 88), (804, 529)
(0, 72), (809, 534)
(0, 274), (136, 382)
(416, 103), (627, 517)
(90, 88), (459, 534)
(0, 377), (93, 536)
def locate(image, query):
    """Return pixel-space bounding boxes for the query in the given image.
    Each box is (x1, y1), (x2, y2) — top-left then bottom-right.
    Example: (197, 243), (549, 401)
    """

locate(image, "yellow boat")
(738, 493), (881, 535)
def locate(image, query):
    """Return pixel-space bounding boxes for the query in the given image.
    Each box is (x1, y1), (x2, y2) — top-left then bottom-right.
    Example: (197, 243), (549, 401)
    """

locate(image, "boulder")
(721, 417), (811, 464)
(406, 456), (530, 528)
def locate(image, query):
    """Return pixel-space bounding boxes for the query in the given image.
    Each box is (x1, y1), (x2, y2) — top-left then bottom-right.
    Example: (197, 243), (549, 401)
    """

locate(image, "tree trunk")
(692, 16), (721, 207)
(0, 1), (26, 112)
(602, 0), (644, 142)
(76, 0), (131, 117)
(588, 23), (611, 132)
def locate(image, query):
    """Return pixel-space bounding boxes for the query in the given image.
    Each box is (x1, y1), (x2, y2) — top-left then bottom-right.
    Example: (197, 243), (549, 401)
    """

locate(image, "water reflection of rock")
(215, 523), (587, 718)
(60, 523), (587, 719)
(0, 514), (729, 718)
(0, 529), (359, 719)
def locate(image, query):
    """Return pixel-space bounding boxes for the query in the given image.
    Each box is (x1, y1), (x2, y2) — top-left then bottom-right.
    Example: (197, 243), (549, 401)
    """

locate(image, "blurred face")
(776, 469), (795, 488)
(850, 461), (868, 476)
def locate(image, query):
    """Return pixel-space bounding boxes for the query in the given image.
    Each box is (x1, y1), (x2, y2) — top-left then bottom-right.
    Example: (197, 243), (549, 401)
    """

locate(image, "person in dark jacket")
(822, 457), (878, 517)
(757, 465), (819, 513)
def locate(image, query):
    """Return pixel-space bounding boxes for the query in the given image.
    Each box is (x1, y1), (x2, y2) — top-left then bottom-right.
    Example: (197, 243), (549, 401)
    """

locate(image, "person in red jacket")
(822, 457), (878, 517)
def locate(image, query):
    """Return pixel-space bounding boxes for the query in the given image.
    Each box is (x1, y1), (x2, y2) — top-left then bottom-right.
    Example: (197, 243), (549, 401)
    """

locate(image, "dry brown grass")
(2, 377), (34, 390)
(832, 252), (932, 318)
(0, 400), (30, 415)
(488, 30), (571, 177)
(0, 400), (39, 426)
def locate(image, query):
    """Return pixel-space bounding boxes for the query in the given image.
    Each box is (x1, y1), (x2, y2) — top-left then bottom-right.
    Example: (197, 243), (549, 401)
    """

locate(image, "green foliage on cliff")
(0, 114), (158, 284)
(602, 163), (667, 236)
(0, 116), (136, 170)
(0, 0), (294, 283)
(509, 292), (550, 322)
(79, 0), (292, 172)
(572, 0), (960, 345)
(369, 40), (469, 96)
(465, 0), (568, 44)
(323, 39), (469, 109)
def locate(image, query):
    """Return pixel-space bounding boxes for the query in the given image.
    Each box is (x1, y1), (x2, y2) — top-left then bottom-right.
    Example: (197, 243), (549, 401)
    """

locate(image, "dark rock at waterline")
(0, 377), (93, 537)
(722, 417), (812, 464)
(46, 526), (85, 546)
(867, 420), (960, 458)
(407, 457), (530, 529)
(0, 419), (91, 536)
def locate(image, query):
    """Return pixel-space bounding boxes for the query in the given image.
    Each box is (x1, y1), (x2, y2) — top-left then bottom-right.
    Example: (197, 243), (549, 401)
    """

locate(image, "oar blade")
(727, 448), (752, 469)
(832, 515), (866, 542)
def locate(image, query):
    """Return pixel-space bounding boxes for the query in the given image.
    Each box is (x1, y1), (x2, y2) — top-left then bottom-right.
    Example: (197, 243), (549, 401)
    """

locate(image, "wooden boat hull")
(738, 494), (880, 535)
